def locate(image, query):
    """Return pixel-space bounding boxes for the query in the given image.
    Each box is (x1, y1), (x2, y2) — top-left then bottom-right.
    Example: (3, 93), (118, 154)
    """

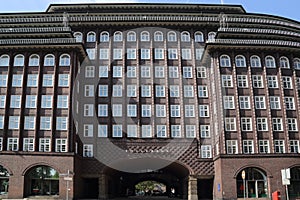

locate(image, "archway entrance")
(24, 165), (59, 197)
(236, 167), (268, 198)
(0, 165), (9, 198)
(289, 167), (300, 199)
(135, 180), (167, 197)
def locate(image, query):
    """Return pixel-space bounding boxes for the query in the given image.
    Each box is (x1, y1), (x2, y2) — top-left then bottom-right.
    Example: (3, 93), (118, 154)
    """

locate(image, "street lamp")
(242, 170), (246, 200)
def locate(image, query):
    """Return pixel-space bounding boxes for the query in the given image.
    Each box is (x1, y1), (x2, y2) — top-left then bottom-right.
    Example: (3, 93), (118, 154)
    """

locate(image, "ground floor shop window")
(289, 167), (300, 199)
(0, 165), (9, 195)
(236, 167), (268, 198)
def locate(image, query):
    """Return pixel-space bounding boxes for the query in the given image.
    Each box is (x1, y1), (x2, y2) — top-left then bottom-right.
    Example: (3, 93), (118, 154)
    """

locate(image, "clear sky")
(0, 0), (299, 22)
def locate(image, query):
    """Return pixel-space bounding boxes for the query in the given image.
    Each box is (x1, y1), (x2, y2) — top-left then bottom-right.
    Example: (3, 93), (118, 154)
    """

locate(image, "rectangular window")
(127, 125), (137, 137)
(39, 138), (51, 152)
(7, 137), (18, 151)
(127, 49), (136, 59)
(141, 85), (151, 97)
(223, 96), (235, 109)
(183, 67), (193, 78)
(184, 85), (194, 97)
(155, 85), (165, 97)
(181, 49), (192, 60)
(127, 66), (136, 78)
(0, 75), (8, 87)
(113, 49), (122, 60)
(171, 125), (181, 138)
(98, 104), (108, 117)
(285, 97), (295, 110)
(156, 105), (166, 117)
(257, 118), (268, 131)
(259, 140), (270, 153)
(99, 66), (109, 77)
(41, 95), (53, 108)
(142, 125), (152, 138)
(282, 76), (293, 89)
(198, 86), (208, 97)
(255, 96), (266, 109)
(196, 67), (206, 78)
(252, 75), (264, 88)
(85, 66), (95, 78)
(169, 66), (179, 78)
(10, 95), (21, 108)
(274, 140), (285, 153)
(195, 48), (204, 60)
(157, 125), (166, 138)
(23, 138), (35, 151)
(40, 116), (51, 130)
(113, 125), (122, 137)
(56, 139), (67, 152)
(98, 125), (108, 137)
(272, 118), (283, 131)
(141, 48), (150, 59)
(243, 140), (254, 154)
(24, 116), (36, 130)
(227, 140), (238, 154)
(142, 105), (151, 117)
(225, 118), (236, 131)
(57, 95), (68, 109)
(296, 77), (300, 90)
(239, 96), (250, 109)
(99, 49), (109, 60)
(12, 74), (23, 87)
(58, 74), (69, 87)
(87, 48), (96, 60)
(155, 48), (164, 59)
(237, 75), (248, 88)
(0, 95), (5, 108)
(155, 66), (164, 78)
(186, 125), (196, 138)
(42, 74), (54, 87)
(113, 66), (123, 78)
(170, 105), (180, 117)
(84, 124), (93, 137)
(201, 145), (212, 158)
(127, 104), (137, 117)
(56, 117), (68, 130)
(127, 85), (137, 97)
(185, 105), (195, 117)
(112, 104), (122, 117)
(85, 85), (94, 97)
(241, 117), (252, 131)
(221, 75), (233, 87)
(200, 125), (210, 138)
(290, 140), (299, 153)
(199, 105), (209, 117)
(267, 76), (278, 88)
(170, 85), (180, 97)
(0, 137), (3, 151)
(98, 85), (108, 97)
(112, 85), (122, 97)
(270, 96), (281, 109)
(83, 144), (93, 157)
(0, 116), (4, 129)
(287, 118), (298, 131)
(8, 116), (20, 129)
(27, 74), (38, 87)
(141, 66), (151, 78)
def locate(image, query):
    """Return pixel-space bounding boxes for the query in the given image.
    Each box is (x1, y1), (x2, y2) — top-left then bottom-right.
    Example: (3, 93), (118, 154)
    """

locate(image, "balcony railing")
(0, 38), (78, 45)
(0, 27), (71, 33)
(218, 28), (300, 37)
(207, 39), (300, 47)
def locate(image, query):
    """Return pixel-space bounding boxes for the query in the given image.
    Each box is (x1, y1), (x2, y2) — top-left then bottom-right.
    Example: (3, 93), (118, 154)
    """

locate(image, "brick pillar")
(188, 176), (198, 200)
(8, 175), (24, 199)
(98, 174), (108, 199)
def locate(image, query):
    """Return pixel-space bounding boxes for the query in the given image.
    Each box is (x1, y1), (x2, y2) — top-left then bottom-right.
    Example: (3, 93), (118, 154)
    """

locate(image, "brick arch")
(233, 164), (273, 178)
(0, 162), (13, 175)
(21, 162), (62, 176)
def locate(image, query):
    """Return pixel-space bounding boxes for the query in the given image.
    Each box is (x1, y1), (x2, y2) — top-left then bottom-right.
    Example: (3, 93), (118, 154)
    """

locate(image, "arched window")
(140, 31), (150, 41)
(73, 32), (83, 42)
(44, 54), (55, 66)
(154, 31), (163, 41)
(100, 31), (109, 42)
(265, 56), (276, 68)
(13, 54), (24, 66)
(114, 31), (123, 42)
(208, 32), (216, 42)
(86, 31), (96, 42)
(235, 55), (246, 67)
(250, 55), (261, 68)
(280, 56), (290, 68)
(59, 54), (70, 66)
(25, 166), (59, 197)
(0, 54), (9, 66)
(236, 168), (268, 198)
(167, 31), (177, 42)
(294, 58), (300, 70)
(181, 31), (190, 42)
(127, 31), (136, 42)
(220, 55), (231, 67)
(29, 54), (40, 66)
(194, 31), (204, 42)
(0, 165), (9, 195)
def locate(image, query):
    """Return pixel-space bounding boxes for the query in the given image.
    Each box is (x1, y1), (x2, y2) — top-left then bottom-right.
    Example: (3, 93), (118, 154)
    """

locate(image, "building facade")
(0, 3), (299, 200)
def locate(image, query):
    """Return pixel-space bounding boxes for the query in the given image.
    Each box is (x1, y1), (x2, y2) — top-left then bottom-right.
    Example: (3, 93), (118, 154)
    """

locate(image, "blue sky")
(0, 0), (299, 22)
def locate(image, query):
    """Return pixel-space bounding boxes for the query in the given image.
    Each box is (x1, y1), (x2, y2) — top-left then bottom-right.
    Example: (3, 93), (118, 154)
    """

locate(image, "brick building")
(0, 3), (299, 200)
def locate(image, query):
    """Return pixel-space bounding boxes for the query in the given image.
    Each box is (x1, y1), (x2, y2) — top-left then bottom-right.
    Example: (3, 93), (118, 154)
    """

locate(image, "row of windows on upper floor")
(0, 54), (71, 67)
(220, 54), (300, 69)
(74, 30), (216, 43)
(0, 137), (67, 152)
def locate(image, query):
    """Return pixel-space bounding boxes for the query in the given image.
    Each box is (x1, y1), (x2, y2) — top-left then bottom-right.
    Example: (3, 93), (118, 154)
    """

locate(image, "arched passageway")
(0, 165), (9, 198)
(289, 167), (300, 199)
(24, 165), (59, 197)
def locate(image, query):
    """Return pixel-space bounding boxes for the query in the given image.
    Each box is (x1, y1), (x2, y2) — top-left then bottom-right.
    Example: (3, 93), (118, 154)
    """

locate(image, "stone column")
(98, 174), (108, 199)
(188, 176), (198, 200)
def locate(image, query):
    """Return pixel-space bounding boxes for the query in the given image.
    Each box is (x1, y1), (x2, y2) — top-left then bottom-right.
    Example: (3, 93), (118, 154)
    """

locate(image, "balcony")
(0, 38), (78, 45)
(218, 28), (300, 37)
(0, 27), (71, 33)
